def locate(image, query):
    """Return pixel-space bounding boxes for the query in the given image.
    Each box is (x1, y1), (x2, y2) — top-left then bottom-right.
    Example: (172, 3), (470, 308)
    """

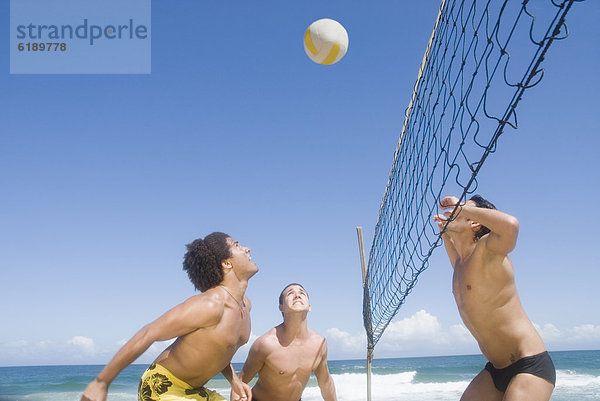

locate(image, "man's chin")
(248, 265), (259, 277)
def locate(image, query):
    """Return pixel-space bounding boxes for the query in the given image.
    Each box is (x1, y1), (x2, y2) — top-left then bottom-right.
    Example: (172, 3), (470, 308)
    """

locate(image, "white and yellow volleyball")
(303, 18), (348, 65)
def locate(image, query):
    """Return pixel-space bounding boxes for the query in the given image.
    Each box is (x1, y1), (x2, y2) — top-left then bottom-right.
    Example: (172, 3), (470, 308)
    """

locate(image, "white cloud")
(570, 324), (600, 341)
(3, 340), (28, 348)
(35, 340), (57, 349)
(384, 310), (442, 342)
(534, 323), (563, 342)
(67, 336), (96, 355)
(325, 327), (365, 353)
(2, 318), (598, 366)
(533, 322), (600, 348)
(376, 310), (477, 353)
(325, 310), (479, 359)
(449, 324), (472, 343)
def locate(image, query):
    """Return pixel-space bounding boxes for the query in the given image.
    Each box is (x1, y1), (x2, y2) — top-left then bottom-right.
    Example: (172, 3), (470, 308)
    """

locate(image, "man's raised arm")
(440, 196), (519, 255)
(433, 212), (459, 267)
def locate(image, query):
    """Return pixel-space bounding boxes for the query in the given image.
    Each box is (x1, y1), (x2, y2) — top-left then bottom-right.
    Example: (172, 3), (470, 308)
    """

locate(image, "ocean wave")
(2, 368), (598, 401)
(556, 369), (600, 388)
(298, 371), (469, 401)
(0, 393), (136, 401)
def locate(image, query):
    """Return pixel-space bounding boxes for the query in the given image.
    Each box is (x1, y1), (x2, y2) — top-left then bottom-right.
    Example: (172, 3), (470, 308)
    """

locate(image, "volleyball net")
(362, 0), (581, 353)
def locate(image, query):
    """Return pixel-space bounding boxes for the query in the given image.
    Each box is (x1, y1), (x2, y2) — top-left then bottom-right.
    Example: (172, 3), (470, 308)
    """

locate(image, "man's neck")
(219, 275), (248, 304)
(281, 314), (309, 341)
(447, 231), (478, 262)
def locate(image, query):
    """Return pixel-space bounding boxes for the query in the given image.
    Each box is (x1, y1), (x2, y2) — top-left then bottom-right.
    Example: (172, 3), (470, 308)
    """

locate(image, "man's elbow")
(507, 216), (519, 239)
(501, 216), (519, 252)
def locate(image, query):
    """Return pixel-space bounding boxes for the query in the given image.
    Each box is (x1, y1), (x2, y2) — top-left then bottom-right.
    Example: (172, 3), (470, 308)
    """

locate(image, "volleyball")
(303, 18), (348, 65)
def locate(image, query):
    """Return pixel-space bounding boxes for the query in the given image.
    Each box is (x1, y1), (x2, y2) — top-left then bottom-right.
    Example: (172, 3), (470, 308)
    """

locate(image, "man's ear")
(279, 303), (284, 312)
(222, 260), (233, 271)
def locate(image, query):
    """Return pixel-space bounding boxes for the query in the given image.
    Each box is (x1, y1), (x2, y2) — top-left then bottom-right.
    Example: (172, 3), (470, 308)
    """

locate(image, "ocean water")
(1, 350), (598, 401)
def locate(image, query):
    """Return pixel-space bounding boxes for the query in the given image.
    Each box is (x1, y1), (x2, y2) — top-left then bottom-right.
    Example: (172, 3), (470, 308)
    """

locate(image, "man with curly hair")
(81, 232), (258, 401)
(239, 283), (337, 401)
(434, 196), (555, 401)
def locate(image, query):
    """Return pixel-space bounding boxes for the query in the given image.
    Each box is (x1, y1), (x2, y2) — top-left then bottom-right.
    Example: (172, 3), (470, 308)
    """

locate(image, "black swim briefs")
(484, 351), (556, 392)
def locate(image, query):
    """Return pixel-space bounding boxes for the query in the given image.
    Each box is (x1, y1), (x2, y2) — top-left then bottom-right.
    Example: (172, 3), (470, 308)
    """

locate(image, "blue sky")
(1, 1), (599, 367)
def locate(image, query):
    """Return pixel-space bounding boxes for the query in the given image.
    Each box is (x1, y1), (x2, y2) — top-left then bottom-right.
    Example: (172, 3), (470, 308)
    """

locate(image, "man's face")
(226, 237), (258, 277)
(280, 285), (310, 314)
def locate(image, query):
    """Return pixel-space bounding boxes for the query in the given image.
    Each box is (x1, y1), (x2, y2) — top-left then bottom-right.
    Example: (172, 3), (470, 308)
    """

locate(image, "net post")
(356, 226), (372, 401)
(357, 226), (368, 284)
(367, 343), (373, 401)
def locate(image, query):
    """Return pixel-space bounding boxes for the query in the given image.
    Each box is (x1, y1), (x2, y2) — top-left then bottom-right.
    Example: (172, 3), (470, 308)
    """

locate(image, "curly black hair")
(183, 232), (232, 292)
(469, 195), (497, 240)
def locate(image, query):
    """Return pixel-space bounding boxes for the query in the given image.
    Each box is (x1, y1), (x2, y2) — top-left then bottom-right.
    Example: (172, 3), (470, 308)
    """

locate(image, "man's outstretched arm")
(314, 340), (337, 401)
(81, 294), (223, 401)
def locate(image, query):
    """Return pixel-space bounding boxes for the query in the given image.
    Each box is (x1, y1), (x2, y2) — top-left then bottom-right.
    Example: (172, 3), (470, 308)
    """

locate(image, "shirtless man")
(80, 232), (257, 401)
(239, 283), (337, 401)
(433, 195), (555, 401)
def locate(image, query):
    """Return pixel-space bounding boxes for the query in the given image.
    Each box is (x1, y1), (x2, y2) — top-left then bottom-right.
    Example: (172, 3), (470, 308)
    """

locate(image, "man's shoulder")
(307, 329), (328, 352)
(307, 328), (325, 342)
(474, 235), (512, 264)
(258, 327), (279, 342)
(249, 327), (279, 352)
(182, 288), (226, 316)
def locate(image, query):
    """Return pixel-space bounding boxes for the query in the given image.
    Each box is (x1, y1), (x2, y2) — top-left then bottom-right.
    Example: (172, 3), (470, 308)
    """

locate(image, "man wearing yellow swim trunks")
(81, 232), (257, 401)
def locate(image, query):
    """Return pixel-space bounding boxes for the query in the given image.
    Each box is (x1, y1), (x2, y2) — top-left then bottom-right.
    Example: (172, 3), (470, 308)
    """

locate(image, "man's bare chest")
(213, 309), (252, 351)
(265, 344), (320, 378)
(452, 256), (512, 310)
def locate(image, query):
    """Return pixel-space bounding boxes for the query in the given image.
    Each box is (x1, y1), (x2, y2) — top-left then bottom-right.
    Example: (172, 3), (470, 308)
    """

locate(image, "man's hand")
(229, 376), (252, 401)
(439, 196), (462, 210)
(432, 213), (448, 232)
(433, 196), (463, 232)
(80, 378), (108, 401)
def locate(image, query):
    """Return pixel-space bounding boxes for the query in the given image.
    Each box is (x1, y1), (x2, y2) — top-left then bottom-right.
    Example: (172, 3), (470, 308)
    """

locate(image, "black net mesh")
(364, 0), (581, 349)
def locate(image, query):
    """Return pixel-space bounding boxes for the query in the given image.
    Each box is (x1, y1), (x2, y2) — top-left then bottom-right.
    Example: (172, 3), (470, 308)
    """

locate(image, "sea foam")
(300, 372), (469, 401)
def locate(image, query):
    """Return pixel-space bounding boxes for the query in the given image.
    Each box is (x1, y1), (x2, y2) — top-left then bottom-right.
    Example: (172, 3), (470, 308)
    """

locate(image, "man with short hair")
(81, 232), (257, 401)
(239, 283), (337, 401)
(434, 195), (555, 401)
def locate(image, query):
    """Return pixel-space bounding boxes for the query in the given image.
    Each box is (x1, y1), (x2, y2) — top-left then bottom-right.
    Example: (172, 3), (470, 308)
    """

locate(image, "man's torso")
(452, 241), (545, 367)
(252, 328), (324, 401)
(156, 292), (251, 388)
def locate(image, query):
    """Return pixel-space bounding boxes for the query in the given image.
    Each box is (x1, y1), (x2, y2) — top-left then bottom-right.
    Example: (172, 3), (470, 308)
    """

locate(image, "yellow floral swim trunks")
(138, 363), (226, 401)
